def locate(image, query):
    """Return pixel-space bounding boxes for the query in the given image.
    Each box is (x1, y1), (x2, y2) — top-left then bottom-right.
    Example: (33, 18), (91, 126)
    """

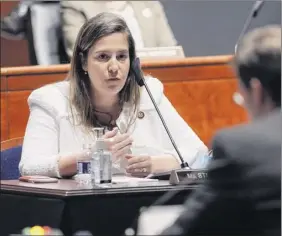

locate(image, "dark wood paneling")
(1, 92), (9, 140)
(1, 75), (7, 91)
(7, 74), (67, 91)
(1, 137), (23, 151)
(144, 64), (235, 82)
(7, 91), (30, 139)
(164, 79), (247, 145)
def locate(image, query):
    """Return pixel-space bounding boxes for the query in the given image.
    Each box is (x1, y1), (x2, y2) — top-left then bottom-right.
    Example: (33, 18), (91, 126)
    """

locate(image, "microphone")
(235, 0), (265, 53)
(132, 58), (189, 171)
(132, 58), (211, 183)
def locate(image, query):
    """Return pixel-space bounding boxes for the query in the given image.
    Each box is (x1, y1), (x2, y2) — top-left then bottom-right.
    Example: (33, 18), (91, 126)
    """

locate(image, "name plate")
(169, 169), (208, 185)
(136, 46), (185, 60)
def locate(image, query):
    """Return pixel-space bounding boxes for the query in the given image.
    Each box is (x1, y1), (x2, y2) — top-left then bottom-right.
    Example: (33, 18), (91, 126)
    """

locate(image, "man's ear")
(250, 78), (264, 107)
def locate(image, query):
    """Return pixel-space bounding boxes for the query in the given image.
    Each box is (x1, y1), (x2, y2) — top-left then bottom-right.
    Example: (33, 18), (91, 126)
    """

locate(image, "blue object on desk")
(0, 145), (22, 180)
(200, 150), (213, 168)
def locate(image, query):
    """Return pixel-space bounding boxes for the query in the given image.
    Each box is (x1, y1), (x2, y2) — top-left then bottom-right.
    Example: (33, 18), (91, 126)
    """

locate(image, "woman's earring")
(84, 71), (88, 75)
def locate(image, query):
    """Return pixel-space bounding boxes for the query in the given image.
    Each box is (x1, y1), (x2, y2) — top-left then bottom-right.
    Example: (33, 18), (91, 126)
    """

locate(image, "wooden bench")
(0, 55), (247, 145)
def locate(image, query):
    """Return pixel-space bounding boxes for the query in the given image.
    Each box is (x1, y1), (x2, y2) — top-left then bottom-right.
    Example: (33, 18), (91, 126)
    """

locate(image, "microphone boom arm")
(142, 79), (189, 168)
(235, 0), (265, 53)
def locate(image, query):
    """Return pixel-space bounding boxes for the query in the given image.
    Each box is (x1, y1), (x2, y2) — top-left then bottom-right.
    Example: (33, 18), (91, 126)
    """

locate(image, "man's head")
(233, 25), (281, 120)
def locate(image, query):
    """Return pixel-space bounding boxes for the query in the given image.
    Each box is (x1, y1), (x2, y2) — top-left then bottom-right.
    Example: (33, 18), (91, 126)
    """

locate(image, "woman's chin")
(105, 84), (124, 94)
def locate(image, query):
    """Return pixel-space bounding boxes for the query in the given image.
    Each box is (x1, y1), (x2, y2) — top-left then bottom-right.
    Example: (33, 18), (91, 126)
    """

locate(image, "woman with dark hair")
(19, 13), (208, 178)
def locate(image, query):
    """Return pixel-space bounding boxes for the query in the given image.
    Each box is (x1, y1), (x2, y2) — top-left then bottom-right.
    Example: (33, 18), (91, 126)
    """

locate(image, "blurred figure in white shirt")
(61, 1), (177, 59)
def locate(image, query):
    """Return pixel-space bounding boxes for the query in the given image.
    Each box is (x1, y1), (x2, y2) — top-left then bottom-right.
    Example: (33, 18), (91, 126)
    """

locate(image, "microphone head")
(132, 57), (145, 87)
(253, 0), (265, 17)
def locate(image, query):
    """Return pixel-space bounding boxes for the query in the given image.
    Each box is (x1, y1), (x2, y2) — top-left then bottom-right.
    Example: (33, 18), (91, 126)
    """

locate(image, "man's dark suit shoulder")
(212, 110), (281, 166)
(160, 111), (281, 236)
(211, 110), (281, 234)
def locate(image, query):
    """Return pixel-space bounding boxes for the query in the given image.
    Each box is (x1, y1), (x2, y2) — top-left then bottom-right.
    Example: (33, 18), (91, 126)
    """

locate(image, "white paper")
(137, 205), (184, 235)
(112, 175), (159, 184)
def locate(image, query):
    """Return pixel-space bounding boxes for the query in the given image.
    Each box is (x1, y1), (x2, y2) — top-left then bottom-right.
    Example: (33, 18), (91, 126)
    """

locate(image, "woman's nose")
(108, 58), (119, 73)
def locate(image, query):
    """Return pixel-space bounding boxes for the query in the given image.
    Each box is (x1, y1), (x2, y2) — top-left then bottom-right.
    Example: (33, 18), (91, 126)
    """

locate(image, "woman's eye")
(97, 54), (110, 61)
(117, 54), (128, 61)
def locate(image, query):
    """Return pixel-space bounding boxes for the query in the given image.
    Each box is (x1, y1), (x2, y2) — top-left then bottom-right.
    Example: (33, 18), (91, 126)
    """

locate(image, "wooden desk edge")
(0, 55), (233, 76)
(0, 182), (197, 198)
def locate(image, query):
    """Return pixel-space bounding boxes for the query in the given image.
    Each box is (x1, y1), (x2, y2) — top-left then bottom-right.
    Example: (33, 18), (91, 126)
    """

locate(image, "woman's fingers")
(102, 130), (134, 160)
(126, 156), (152, 174)
(111, 135), (133, 152)
(127, 156), (148, 165)
(112, 144), (132, 159)
(104, 133), (132, 150)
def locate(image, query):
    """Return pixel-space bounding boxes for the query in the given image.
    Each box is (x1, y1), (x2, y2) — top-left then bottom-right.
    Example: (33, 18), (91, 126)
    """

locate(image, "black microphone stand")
(133, 57), (189, 169)
(132, 58), (209, 184)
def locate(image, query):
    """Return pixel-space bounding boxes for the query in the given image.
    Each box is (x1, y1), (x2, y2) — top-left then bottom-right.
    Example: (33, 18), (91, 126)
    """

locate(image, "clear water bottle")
(91, 146), (101, 186)
(76, 143), (92, 185)
(76, 128), (102, 185)
(91, 127), (112, 186)
(98, 140), (112, 184)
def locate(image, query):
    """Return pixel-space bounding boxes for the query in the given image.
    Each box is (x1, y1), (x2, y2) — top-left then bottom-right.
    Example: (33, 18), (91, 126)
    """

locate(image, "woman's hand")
(103, 128), (133, 160)
(125, 155), (152, 177)
(125, 154), (180, 177)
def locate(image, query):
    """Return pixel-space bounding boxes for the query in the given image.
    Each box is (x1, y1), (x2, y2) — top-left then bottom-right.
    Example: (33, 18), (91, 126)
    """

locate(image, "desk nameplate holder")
(169, 169), (208, 185)
(136, 46), (185, 60)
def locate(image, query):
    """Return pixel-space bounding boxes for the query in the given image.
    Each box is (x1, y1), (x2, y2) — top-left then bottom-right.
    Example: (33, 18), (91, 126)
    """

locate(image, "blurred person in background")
(160, 25), (281, 236)
(0, 0), (66, 65)
(1, 0), (32, 39)
(61, 1), (177, 59)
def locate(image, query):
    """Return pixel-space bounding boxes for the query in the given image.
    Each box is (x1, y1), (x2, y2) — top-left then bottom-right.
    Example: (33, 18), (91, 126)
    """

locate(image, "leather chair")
(1, 137), (23, 180)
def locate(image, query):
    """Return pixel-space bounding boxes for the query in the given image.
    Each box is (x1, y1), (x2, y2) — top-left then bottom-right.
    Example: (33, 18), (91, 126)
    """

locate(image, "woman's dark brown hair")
(68, 12), (140, 132)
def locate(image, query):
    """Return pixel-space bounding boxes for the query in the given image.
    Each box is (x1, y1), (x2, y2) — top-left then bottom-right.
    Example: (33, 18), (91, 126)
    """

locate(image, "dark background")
(163, 0), (281, 56)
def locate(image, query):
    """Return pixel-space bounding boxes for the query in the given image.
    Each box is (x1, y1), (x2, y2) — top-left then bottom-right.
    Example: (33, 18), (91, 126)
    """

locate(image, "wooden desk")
(0, 179), (195, 197)
(0, 55), (247, 144)
(0, 179), (194, 236)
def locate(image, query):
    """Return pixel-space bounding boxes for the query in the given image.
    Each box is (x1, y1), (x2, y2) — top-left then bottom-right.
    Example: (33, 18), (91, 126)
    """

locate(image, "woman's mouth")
(108, 78), (120, 81)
